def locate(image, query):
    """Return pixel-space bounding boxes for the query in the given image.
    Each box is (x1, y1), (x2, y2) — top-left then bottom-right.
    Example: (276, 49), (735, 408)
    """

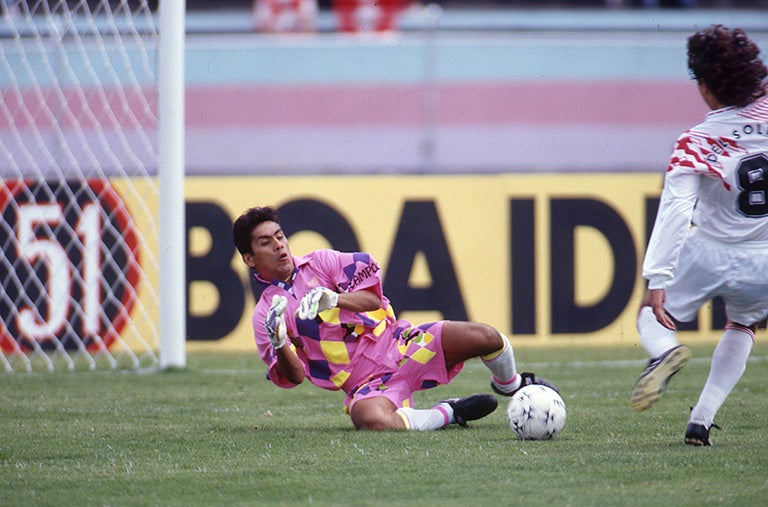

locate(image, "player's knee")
(726, 319), (757, 333)
(473, 323), (504, 353)
(442, 322), (505, 366)
(350, 398), (404, 431)
(451, 323), (503, 356)
(351, 412), (376, 430)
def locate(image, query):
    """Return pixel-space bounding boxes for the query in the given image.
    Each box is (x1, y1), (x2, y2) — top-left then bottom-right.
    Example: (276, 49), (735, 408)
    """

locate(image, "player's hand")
(648, 288), (676, 330)
(296, 287), (338, 320)
(265, 295), (288, 349)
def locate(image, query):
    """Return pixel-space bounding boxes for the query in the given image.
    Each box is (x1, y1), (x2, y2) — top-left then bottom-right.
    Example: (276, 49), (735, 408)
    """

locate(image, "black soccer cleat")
(630, 345), (691, 412)
(492, 371), (559, 397)
(443, 394), (498, 427)
(685, 422), (720, 446)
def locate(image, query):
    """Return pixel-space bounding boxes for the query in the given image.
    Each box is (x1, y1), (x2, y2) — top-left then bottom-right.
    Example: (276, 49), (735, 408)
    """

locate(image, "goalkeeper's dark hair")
(687, 24), (767, 107)
(233, 206), (281, 255)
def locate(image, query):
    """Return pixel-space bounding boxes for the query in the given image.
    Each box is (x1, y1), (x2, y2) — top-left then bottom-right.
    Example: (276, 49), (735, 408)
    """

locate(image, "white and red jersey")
(643, 95), (768, 289)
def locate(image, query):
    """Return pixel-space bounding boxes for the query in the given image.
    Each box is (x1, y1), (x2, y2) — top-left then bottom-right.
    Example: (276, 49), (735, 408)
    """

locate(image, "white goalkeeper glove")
(296, 287), (339, 320)
(265, 295), (288, 349)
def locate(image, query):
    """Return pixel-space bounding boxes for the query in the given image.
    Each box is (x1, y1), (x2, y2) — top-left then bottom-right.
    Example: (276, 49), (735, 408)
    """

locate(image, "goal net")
(0, 1), (184, 372)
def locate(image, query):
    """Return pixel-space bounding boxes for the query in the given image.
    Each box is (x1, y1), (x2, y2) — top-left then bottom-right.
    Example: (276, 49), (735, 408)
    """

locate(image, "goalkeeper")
(233, 206), (555, 431)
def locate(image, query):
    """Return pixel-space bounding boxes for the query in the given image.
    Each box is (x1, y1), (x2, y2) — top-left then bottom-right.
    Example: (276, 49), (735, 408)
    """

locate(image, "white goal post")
(0, 0), (185, 372)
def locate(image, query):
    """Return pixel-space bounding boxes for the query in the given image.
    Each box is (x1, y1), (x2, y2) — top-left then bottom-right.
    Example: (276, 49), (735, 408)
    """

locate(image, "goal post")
(158, 0), (186, 370)
(0, 1), (186, 372)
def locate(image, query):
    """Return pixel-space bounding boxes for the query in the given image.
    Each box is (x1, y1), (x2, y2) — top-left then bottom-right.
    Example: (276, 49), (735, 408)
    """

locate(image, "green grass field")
(2, 342), (767, 506)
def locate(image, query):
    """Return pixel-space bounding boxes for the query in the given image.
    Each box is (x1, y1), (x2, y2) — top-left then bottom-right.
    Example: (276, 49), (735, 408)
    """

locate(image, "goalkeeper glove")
(297, 287), (339, 320)
(265, 295), (288, 349)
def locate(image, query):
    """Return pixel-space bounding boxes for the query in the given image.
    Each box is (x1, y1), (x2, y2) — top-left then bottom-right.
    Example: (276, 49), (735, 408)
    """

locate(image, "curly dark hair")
(232, 206), (280, 255)
(687, 25), (767, 107)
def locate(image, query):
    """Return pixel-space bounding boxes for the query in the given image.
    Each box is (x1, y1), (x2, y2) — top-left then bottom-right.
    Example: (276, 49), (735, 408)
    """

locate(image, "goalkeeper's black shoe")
(630, 345), (691, 412)
(491, 372), (559, 397)
(443, 394), (498, 427)
(685, 422), (719, 447)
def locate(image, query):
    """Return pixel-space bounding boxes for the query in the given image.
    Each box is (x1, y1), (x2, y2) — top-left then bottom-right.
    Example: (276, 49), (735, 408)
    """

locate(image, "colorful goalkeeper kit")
(250, 249), (463, 414)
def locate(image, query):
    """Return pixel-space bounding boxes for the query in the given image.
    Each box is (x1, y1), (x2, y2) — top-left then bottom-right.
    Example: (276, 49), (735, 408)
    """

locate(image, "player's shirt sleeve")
(642, 133), (705, 289)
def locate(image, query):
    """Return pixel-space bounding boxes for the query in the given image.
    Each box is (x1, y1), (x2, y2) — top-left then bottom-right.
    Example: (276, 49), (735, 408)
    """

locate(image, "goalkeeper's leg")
(441, 322), (557, 396)
(350, 392), (497, 430)
(482, 332), (523, 394)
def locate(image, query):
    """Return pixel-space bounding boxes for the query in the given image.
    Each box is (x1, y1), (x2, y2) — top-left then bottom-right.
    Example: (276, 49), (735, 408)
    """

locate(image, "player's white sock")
(690, 324), (754, 427)
(396, 403), (453, 431)
(483, 333), (520, 394)
(637, 306), (680, 358)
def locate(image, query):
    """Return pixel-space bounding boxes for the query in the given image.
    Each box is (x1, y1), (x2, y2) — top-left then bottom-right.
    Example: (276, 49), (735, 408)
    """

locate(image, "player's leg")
(633, 230), (754, 412)
(350, 396), (408, 430)
(441, 321), (518, 391)
(637, 292), (683, 358)
(685, 320), (755, 446)
(686, 245), (768, 445)
(630, 300), (691, 412)
(630, 235), (715, 412)
(440, 321), (503, 368)
(440, 321), (555, 395)
(349, 327), (508, 431)
(349, 392), (497, 431)
(396, 395), (498, 430)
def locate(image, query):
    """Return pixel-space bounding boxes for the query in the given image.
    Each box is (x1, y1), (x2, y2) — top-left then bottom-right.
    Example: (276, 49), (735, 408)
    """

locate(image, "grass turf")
(1, 343), (767, 506)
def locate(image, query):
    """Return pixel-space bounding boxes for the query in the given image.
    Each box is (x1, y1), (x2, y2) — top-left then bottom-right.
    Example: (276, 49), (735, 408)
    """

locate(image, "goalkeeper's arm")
(297, 287), (380, 320)
(337, 288), (380, 313)
(265, 295), (305, 384)
(275, 345), (305, 385)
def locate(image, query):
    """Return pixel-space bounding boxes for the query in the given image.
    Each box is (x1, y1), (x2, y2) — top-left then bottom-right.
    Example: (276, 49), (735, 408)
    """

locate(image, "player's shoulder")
(302, 248), (341, 264)
(738, 94), (768, 122)
(299, 249), (346, 275)
(700, 95), (768, 126)
(306, 249), (373, 262)
(307, 248), (338, 257)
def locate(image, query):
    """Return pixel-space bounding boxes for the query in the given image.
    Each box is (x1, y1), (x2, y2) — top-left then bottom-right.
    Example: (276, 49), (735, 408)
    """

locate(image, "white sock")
(396, 402), (453, 431)
(637, 306), (680, 358)
(483, 333), (520, 394)
(690, 324), (754, 427)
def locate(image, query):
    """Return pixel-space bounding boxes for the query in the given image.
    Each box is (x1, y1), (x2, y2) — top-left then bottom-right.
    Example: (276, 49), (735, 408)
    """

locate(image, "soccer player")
(630, 25), (768, 446)
(233, 206), (555, 431)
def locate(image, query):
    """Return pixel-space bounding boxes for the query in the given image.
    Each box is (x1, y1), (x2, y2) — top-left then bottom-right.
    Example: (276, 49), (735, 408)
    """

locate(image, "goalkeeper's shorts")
(343, 320), (463, 414)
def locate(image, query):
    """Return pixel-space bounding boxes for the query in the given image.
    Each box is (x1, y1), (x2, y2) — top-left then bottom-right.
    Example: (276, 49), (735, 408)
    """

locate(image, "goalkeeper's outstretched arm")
(275, 345), (305, 385)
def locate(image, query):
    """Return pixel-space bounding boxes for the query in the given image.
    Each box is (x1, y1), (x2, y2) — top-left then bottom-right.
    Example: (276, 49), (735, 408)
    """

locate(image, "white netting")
(0, 1), (161, 372)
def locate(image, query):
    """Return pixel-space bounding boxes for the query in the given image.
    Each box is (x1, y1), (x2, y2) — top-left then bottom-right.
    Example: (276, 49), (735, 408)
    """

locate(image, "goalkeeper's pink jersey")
(643, 95), (768, 289)
(251, 249), (415, 393)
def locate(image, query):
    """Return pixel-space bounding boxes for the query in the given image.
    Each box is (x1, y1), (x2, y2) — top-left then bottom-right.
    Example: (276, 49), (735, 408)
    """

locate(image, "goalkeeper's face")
(242, 221), (295, 282)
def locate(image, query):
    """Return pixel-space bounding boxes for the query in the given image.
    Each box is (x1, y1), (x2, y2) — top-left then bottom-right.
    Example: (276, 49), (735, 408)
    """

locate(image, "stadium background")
(178, 2), (768, 353)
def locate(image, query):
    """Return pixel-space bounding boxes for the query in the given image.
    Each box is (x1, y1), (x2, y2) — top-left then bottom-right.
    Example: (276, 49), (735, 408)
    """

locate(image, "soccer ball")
(506, 384), (566, 440)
